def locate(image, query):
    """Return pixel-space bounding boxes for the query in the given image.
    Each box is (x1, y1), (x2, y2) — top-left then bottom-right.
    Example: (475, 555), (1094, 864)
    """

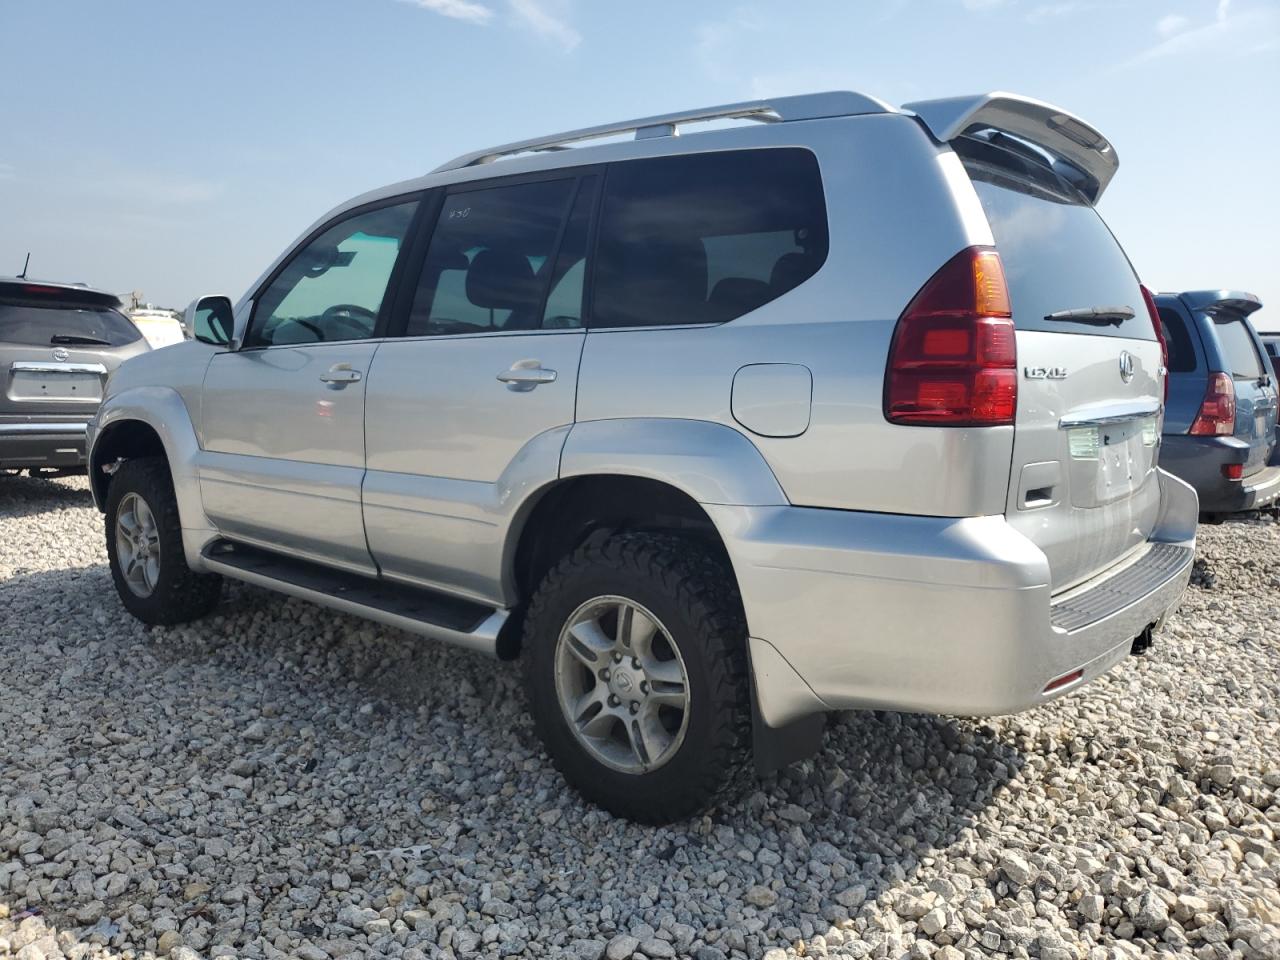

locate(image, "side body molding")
(559, 418), (788, 507)
(90, 386), (218, 568)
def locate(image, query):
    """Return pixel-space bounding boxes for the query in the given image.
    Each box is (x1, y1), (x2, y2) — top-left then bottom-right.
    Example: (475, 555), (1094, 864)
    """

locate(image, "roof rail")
(431, 91), (894, 174)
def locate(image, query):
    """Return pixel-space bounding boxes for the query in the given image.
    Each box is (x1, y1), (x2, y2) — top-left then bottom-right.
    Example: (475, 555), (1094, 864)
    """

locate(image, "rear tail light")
(1188, 371), (1236, 436)
(1222, 462), (1244, 481)
(1043, 668), (1085, 694)
(1141, 284), (1168, 405)
(884, 247), (1017, 426)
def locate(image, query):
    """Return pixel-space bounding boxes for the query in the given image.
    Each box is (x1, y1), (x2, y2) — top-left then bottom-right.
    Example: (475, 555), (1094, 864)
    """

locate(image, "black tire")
(524, 532), (752, 823)
(105, 457), (222, 625)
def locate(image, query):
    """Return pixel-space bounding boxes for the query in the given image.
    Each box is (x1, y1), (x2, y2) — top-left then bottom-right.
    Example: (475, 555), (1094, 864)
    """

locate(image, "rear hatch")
(958, 136), (1162, 592)
(1199, 301), (1277, 475)
(0, 281), (148, 423)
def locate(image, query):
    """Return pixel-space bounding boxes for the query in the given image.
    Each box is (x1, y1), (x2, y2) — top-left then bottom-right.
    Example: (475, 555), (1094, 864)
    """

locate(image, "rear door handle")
(319, 363), (362, 388)
(497, 360), (557, 391)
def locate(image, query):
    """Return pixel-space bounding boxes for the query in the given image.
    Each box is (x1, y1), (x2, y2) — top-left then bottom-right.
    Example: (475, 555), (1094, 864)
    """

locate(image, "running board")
(200, 539), (507, 657)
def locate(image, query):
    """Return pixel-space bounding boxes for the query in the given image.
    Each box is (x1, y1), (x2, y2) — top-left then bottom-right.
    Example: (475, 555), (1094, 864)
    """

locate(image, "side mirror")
(186, 295), (235, 347)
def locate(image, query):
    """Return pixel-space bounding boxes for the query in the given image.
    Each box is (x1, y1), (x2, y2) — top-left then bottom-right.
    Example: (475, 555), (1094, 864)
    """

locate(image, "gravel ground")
(1, 474), (1277, 960)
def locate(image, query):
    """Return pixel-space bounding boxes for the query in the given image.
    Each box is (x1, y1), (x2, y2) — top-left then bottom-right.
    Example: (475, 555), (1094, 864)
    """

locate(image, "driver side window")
(247, 199), (419, 348)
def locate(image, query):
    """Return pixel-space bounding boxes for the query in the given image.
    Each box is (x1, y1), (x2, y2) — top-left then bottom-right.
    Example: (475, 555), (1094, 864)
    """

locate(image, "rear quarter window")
(591, 148), (828, 328)
(1214, 317), (1265, 379)
(1157, 307), (1198, 373)
(966, 164), (1153, 341)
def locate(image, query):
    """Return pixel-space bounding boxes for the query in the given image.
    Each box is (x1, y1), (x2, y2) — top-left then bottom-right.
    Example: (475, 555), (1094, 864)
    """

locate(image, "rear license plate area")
(1066, 417), (1158, 507)
(8, 370), (103, 402)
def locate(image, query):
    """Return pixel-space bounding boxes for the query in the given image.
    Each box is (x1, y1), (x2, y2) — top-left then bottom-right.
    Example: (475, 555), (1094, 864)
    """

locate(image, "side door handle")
(496, 359), (557, 392)
(319, 363), (362, 388)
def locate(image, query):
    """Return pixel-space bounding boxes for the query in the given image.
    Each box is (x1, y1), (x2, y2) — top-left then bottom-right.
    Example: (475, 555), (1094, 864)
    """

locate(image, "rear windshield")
(0, 302), (142, 347)
(1214, 317), (1265, 379)
(966, 162), (1154, 341)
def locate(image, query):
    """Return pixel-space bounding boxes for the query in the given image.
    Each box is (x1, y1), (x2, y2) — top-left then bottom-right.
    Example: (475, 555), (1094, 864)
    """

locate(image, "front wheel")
(524, 533), (752, 823)
(105, 457), (222, 625)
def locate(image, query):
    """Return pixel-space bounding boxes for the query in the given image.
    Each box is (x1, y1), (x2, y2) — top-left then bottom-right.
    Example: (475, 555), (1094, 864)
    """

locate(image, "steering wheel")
(322, 304), (377, 323)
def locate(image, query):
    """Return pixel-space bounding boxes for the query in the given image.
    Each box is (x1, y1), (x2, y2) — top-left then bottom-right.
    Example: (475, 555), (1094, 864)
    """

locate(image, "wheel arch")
(90, 387), (215, 567)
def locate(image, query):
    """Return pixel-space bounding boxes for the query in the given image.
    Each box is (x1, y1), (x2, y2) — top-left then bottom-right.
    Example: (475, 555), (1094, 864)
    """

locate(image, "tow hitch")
(1130, 622), (1157, 656)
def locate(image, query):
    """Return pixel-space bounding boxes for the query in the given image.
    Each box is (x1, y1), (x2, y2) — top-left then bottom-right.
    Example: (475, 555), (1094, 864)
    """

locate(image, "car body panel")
(199, 342), (379, 574)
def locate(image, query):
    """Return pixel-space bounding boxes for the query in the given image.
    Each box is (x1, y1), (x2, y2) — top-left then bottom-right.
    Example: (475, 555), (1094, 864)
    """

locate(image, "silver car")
(87, 91), (1197, 822)
(1, 279), (148, 476)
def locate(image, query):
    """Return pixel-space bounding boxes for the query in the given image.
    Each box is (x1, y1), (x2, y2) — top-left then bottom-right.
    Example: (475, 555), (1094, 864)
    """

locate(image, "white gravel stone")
(1, 475), (1278, 960)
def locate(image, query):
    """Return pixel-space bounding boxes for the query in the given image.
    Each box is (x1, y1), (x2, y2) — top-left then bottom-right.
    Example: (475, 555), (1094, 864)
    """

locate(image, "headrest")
(770, 252), (811, 294)
(708, 278), (772, 320)
(466, 248), (536, 311)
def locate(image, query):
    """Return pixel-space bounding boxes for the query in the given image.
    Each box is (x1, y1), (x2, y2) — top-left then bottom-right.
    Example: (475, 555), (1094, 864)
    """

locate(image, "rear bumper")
(1160, 434), (1280, 514)
(0, 420), (90, 469)
(707, 469), (1198, 728)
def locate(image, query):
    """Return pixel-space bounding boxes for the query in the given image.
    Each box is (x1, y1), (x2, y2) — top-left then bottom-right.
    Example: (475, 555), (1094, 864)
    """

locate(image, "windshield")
(0, 302), (142, 347)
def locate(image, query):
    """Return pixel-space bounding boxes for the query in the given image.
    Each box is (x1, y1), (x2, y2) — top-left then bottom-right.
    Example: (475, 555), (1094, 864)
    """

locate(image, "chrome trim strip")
(1059, 400), (1161, 428)
(0, 422), (90, 435)
(10, 361), (108, 375)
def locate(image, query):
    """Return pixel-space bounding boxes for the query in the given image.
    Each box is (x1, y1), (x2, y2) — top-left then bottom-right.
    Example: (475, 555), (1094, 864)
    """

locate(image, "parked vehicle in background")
(87, 91), (1197, 822)
(128, 308), (186, 349)
(1155, 291), (1278, 519)
(1, 279), (149, 476)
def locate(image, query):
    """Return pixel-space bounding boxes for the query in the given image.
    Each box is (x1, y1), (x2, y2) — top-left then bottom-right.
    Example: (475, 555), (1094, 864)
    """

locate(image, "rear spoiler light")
(903, 92), (1118, 204)
(0, 280), (122, 310)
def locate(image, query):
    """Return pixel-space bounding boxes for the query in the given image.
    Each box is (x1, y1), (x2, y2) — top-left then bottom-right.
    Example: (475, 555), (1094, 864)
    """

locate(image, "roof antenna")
(17, 252), (30, 280)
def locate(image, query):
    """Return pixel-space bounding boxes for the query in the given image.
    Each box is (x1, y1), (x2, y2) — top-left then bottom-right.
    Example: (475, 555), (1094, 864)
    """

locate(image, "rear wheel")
(105, 457), (222, 625)
(524, 532), (752, 823)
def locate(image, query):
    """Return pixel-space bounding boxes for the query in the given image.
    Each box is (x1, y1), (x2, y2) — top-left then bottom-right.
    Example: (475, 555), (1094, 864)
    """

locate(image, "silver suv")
(2, 279), (149, 476)
(88, 91), (1197, 822)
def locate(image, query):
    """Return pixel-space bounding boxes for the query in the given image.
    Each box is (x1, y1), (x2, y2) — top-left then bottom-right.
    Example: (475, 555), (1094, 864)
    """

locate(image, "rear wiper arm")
(1043, 306), (1135, 326)
(50, 334), (111, 345)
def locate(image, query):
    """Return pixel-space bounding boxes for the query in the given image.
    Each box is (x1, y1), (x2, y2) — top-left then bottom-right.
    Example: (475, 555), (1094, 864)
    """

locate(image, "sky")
(2, 0), (1278, 328)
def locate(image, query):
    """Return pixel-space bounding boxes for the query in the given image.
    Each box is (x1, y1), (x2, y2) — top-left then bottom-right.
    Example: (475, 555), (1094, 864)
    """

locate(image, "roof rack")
(431, 91), (893, 174)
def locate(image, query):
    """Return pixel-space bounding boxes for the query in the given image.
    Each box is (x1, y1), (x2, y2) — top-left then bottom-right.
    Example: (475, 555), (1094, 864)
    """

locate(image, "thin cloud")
(0, 162), (15, 181)
(960, 0), (1009, 9)
(508, 0), (580, 51)
(1118, 4), (1278, 69)
(397, 0), (494, 25)
(1156, 13), (1191, 36)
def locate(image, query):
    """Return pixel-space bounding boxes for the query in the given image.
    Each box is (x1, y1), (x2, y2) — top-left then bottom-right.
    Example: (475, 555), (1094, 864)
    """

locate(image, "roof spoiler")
(0, 279), (122, 309)
(902, 92), (1118, 204)
(1179, 290), (1263, 317)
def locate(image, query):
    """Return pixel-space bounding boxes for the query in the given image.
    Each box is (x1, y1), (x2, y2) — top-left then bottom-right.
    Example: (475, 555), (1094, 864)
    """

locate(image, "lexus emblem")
(1118, 350), (1135, 383)
(51, 347), (70, 362)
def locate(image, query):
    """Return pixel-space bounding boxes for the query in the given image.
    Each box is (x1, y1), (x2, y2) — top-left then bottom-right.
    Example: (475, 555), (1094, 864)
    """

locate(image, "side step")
(200, 539), (507, 656)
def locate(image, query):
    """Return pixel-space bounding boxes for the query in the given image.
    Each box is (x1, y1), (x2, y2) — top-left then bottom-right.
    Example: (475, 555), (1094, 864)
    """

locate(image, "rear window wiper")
(50, 333), (111, 345)
(1043, 306), (1135, 327)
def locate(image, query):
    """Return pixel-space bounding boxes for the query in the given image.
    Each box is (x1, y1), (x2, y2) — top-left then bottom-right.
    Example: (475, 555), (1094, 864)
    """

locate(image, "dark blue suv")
(1155, 291), (1279, 519)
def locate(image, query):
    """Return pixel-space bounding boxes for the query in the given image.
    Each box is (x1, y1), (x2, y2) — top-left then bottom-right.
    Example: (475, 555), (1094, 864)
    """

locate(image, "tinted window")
(249, 200), (418, 347)
(1215, 317), (1264, 379)
(1157, 307), (1197, 373)
(0, 303), (141, 347)
(407, 178), (578, 337)
(968, 166), (1153, 340)
(592, 149), (828, 329)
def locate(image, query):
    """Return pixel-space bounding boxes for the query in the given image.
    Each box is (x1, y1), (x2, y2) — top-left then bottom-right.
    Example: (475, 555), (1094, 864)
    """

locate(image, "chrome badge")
(1119, 350), (1135, 383)
(51, 347), (70, 362)
(1024, 366), (1067, 380)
